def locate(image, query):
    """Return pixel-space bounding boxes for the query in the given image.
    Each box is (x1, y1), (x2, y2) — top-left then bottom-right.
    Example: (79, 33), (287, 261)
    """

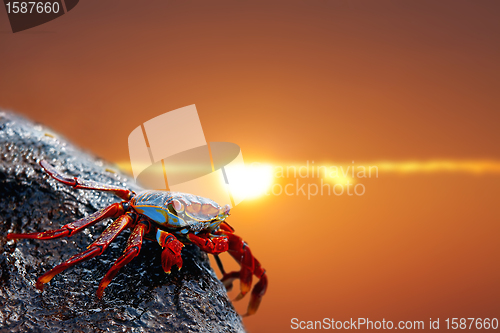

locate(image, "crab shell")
(130, 190), (231, 234)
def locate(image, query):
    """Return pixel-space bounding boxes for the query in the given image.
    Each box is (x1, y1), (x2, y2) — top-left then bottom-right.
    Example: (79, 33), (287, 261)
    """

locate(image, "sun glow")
(232, 163), (274, 200)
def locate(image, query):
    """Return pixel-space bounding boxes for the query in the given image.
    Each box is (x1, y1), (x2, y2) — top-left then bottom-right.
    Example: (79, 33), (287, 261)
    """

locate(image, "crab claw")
(160, 234), (184, 273)
(156, 230), (184, 273)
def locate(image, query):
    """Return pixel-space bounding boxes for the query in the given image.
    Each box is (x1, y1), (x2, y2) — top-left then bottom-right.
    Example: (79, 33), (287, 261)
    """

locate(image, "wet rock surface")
(0, 112), (245, 333)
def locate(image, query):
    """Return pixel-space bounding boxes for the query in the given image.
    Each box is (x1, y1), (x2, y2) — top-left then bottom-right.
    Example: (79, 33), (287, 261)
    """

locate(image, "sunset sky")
(1, 1), (499, 331)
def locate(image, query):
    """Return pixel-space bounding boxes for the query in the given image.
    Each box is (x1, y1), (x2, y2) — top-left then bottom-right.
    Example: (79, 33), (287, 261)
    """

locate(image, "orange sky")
(1, 1), (499, 332)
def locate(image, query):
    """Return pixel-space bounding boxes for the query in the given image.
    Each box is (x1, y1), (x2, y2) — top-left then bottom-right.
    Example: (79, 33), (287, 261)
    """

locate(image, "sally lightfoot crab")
(7, 160), (268, 316)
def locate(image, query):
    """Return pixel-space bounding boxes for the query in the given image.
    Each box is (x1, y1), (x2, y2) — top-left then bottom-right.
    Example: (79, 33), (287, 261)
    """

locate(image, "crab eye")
(172, 199), (183, 212)
(219, 204), (231, 217)
(224, 204), (231, 215)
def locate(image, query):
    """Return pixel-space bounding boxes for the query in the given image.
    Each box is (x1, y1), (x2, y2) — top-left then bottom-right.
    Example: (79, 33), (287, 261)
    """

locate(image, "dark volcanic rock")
(0, 112), (245, 332)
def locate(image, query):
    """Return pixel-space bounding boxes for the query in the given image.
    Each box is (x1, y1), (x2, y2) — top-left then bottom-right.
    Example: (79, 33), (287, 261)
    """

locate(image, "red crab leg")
(7, 203), (124, 240)
(96, 220), (149, 298)
(218, 230), (268, 316)
(40, 160), (133, 200)
(219, 221), (235, 233)
(157, 230), (184, 273)
(36, 214), (133, 291)
(187, 233), (229, 255)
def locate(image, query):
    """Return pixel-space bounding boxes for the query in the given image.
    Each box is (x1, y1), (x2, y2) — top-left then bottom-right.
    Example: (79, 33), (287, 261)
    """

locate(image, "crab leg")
(96, 220), (149, 298)
(217, 228), (268, 316)
(35, 214), (133, 291)
(156, 230), (184, 273)
(40, 160), (133, 200)
(187, 233), (229, 255)
(7, 203), (124, 240)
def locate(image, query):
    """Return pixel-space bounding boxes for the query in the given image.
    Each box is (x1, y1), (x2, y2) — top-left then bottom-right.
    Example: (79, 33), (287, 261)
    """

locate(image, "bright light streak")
(113, 160), (500, 201)
(375, 160), (500, 174)
(233, 163), (274, 199)
(324, 174), (355, 185)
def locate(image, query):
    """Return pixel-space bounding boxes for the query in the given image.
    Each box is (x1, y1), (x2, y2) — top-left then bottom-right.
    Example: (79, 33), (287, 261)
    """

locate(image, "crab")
(7, 160), (267, 316)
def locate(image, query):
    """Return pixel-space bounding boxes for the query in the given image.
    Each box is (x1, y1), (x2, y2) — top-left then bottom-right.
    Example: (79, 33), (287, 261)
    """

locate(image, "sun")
(229, 163), (274, 200)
